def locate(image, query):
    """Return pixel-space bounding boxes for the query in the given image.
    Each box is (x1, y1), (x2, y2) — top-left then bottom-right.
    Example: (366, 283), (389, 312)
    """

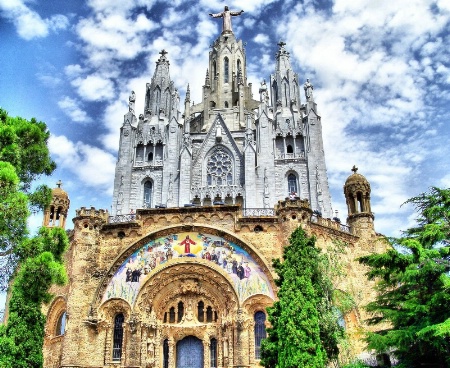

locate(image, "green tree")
(359, 187), (450, 367)
(260, 227), (342, 368)
(0, 109), (68, 368)
(0, 108), (56, 291)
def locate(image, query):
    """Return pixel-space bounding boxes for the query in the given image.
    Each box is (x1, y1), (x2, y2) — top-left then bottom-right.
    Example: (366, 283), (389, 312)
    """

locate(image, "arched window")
(224, 57), (229, 83)
(287, 145), (293, 154)
(288, 173), (298, 194)
(148, 151), (153, 162)
(55, 311), (66, 336)
(254, 311), (267, 359)
(284, 83), (288, 106)
(224, 101), (229, 108)
(144, 181), (152, 208)
(177, 301), (184, 323)
(237, 59), (241, 74)
(163, 339), (169, 368)
(169, 307), (175, 323)
(206, 306), (213, 322)
(112, 313), (124, 361)
(198, 301), (204, 322)
(210, 338), (218, 368)
(213, 61), (217, 78)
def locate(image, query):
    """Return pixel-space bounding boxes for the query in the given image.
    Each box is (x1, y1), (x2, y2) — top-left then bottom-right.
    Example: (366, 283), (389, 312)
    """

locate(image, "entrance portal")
(176, 336), (204, 368)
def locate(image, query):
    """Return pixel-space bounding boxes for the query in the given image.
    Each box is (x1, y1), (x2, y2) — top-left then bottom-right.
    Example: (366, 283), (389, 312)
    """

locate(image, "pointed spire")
(205, 69), (210, 87)
(157, 49), (169, 65)
(185, 84), (190, 103)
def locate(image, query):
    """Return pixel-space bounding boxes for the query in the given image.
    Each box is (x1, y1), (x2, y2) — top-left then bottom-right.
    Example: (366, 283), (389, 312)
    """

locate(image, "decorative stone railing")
(275, 152), (306, 160)
(108, 213), (137, 224)
(191, 184), (245, 201)
(134, 160), (163, 167)
(242, 208), (275, 217)
(310, 214), (351, 234)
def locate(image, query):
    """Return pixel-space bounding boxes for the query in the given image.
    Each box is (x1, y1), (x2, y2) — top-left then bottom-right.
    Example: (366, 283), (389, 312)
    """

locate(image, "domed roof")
(344, 166), (370, 187)
(52, 180), (69, 199)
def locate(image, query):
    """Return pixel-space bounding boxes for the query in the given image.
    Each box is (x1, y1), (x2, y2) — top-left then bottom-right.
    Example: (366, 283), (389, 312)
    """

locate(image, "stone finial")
(205, 69), (210, 87)
(185, 84), (190, 102)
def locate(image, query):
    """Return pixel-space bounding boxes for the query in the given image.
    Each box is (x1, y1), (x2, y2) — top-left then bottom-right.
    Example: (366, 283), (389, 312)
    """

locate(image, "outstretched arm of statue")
(209, 12), (224, 18)
(230, 10), (244, 16)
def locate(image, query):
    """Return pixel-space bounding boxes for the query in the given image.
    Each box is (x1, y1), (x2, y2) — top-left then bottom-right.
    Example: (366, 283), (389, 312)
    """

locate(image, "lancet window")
(206, 149), (233, 187)
(254, 311), (267, 359)
(224, 57), (229, 83)
(112, 313), (124, 361)
(288, 173), (298, 194)
(143, 181), (153, 208)
(55, 311), (66, 336)
(210, 338), (218, 368)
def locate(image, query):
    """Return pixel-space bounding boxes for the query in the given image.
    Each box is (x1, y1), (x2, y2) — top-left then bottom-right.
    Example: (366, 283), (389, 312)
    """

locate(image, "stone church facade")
(42, 10), (385, 368)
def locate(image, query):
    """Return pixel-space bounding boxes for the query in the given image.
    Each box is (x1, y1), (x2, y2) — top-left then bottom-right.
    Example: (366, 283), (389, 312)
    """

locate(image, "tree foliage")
(0, 108), (55, 291)
(260, 227), (342, 368)
(359, 187), (450, 367)
(0, 109), (68, 368)
(0, 227), (68, 368)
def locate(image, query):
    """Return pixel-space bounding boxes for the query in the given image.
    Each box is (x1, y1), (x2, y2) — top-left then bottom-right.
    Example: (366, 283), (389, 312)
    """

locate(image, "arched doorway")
(176, 336), (203, 368)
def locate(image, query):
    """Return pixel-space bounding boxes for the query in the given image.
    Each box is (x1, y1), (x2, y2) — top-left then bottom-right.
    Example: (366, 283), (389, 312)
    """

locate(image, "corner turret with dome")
(42, 180), (70, 229)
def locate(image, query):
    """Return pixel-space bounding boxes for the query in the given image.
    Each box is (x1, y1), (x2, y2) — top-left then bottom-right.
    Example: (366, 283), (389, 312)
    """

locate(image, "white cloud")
(0, 0), (69, 40)
(72, 75), (115, 101)
(58, 96), (92, 123)
(253, 33), (269, 44)
(49, 134), (116, 193)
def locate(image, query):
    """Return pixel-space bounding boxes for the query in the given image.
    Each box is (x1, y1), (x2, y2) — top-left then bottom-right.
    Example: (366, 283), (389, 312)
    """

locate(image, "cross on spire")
(277, 40), (286, 48)
(351, 165), (358, 173)
(56, 180), (62, 188)
(159, 49), (168, 57)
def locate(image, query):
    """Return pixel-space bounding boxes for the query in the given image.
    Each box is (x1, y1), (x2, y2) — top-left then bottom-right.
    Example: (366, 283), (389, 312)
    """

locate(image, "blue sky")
(1, 0), (450, 240)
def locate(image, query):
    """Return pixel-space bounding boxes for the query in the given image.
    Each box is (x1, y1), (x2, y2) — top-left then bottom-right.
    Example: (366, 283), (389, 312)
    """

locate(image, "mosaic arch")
(102, 231), (275, 306)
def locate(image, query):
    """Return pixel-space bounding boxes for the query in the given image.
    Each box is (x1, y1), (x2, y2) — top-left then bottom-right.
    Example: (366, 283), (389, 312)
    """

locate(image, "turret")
(344, 166), (374, 236)
(43, 180), (70, 229)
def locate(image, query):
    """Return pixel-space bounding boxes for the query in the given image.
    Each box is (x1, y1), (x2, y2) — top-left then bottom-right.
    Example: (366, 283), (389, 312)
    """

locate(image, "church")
(42, 7), (385, 368)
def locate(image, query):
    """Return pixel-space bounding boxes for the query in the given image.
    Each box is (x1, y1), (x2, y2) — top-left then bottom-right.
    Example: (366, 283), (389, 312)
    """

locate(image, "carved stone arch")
(45, 296), (67, 339)
(91, 225), (276, 313)
(98, 298), (132, 323)
(242, 294), (274, 316)
(135, 259), (239, 319)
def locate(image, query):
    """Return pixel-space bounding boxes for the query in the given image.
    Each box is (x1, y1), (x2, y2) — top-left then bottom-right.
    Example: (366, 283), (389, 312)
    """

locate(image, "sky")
(1, 0), (450, 241)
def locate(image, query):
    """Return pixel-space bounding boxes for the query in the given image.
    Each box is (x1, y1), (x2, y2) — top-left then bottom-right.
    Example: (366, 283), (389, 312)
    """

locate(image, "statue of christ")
(209, 6), (244, 34)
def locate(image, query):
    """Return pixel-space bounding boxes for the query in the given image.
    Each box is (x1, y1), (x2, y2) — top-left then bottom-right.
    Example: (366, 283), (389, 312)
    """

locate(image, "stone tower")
(344, 165), (374, 236)
(42, 180), (70, 229)
(111, 9), (333, 218)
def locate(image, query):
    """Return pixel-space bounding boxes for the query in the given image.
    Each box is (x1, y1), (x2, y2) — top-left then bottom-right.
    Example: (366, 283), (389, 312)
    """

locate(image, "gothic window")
(213, 61), (217, 77)
(254, 311), (267, 359)
(224, 101), (229, 108)
(155, 87), (161, 110)
(206, 306), (213, 322)
(224, 57), (229, 83)
(177, 301), (184, 322)
(136, 144), (144, 161)
(284, 83), (288, 106)
(55, 311), (66, 336)
(210, 338), (218, 368)
(148, 151), (153, 162)
(169, 307), (175, 323)
(287, 145), (293, 154)
(206, 149), (233, 186)
(112, 313), (124, 361)
(198, 301), (204, 322)
(163, 339), (169, 368)
(288, 173), (298, 194)
(237, 59), (241, 74)
(144, 181), (153, 208)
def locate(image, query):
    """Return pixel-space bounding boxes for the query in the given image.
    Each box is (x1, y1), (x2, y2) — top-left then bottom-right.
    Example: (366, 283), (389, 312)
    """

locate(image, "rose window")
(206, 149), (233, 186)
